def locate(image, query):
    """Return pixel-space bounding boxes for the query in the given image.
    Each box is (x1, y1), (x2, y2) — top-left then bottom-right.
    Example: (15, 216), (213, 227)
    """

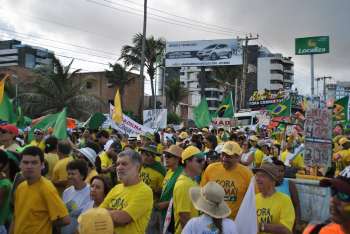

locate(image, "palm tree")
(212, 65), (242, 95)
(165, 78), (188, 113)
(105, 62), (134, 109)
(18, 57), (104, 120)
(119, 33), (165, 115)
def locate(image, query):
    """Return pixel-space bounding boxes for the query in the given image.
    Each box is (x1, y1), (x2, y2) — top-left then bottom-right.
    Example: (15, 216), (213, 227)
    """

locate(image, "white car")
(197, 44), (233, 60)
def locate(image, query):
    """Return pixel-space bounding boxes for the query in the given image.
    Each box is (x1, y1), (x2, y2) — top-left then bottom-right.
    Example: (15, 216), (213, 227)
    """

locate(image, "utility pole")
(139, 0), (147, 118)
(316, 76), (332, 100)
(238, 34), (259, 110)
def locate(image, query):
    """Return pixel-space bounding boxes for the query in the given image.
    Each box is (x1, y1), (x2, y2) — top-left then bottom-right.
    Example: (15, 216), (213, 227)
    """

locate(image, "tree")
(212, 65), (242, 95)
(105, 62), (134, 109)
(18, 57), (104, 120)
(119, 33), (165, 115)
(164, 78), (188, 113)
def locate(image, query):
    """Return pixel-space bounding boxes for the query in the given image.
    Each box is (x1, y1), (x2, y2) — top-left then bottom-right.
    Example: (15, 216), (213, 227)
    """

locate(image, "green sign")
(295, 36), (329, 55)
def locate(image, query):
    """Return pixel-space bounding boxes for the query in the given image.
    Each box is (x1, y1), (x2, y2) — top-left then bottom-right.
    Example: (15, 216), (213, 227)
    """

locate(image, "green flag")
(216, 92), (234, 118)
(333, 96), (349, 122)
(193, 98), (211, 128)
(0, 94), (16, 123)
(83, 112), (107, 130)
(266, 99), (291, 117)
(53, 108), (67, 140)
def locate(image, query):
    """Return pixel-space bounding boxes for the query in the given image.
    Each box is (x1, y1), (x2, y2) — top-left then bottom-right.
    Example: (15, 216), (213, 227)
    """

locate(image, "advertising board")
(165, 39), (242, 67)
(295, 36), (329, 55)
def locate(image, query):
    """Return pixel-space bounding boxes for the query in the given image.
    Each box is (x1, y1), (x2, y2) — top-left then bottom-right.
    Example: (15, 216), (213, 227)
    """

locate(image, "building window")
(86, 81), (93, 89)
(270, 69), (284, 75)
(25, 53), (35, 68)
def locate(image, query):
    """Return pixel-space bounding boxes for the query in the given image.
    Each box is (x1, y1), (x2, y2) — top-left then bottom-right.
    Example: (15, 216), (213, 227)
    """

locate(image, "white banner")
(143, 109), (167, 130)
(165, 39), (242, 67)
(104, 105), (154, 135)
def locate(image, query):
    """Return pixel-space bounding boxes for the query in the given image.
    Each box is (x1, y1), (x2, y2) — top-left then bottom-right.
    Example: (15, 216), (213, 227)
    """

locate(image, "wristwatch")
(260, 223), (265, 232)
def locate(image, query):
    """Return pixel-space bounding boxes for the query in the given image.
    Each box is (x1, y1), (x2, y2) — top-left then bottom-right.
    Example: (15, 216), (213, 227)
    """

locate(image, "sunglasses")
(194, 157), (205, 164)
(34, 132), (43, 135)
(331, 188), (350, 202)
(163, 153), (176, 159)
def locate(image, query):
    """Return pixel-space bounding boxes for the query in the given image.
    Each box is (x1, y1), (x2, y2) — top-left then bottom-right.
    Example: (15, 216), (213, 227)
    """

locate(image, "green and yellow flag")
(266, 99), (291, 117)
(193, 98), (211, 128)
(216, 91), (234, 118)
(333, 96), (349, 122)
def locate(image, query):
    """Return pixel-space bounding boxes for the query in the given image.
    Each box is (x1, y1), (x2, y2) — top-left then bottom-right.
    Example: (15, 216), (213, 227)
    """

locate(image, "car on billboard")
(196, 44), (232, 60)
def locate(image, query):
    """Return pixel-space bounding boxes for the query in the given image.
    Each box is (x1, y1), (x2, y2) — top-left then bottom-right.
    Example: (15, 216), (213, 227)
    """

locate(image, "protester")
(334, 137), (350, 173)
(96, 130), (110, 150)
(182, 181), (239, 234)
(100, 149), (153, 234)
(139, 144), (166, 234)
(303, 165), (350, 234)
(173, 145), (205, 234)
(204, 134), (220, 165)
(280, 141), (305, 170)
(44, 136), (59, 180)
(52, 140), (73, 195)
(0, 124), (20, 153)
(90, 175), (111, 207)
(29, 128), (46, 152)
(11, 146), (70, 233)
(0, 149), (13, 234)
(254, 162), (295, 234)
(156, 144), (183, 231)
(61, 159), (93, 234)
(240, 140), (254, 168)
(201, 141), (253, 220)
(76, 147), (98, 183)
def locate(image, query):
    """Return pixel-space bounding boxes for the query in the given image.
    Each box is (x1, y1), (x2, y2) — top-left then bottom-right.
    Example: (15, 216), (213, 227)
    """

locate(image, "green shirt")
(0, 178), (12, 225)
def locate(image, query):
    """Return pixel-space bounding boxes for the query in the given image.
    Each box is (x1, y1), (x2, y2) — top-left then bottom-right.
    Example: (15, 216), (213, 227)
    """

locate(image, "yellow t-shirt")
(99, 151), (113, 169)
(254, 149), (264, 167)
(52, 156), (73, 194)
(85, 169), (98, 184)
(162, 169), (174, 192)
(200, 162), (253, 220)
(44, 152), (59, 180)
(29, 140), (46, 152)
(14, 177), (68, 234)
(140, 166), (164, 195)
(100, 181), (153, 234)
(173, 174), (199, 234)
(256, 192), (295, 234)
(281, 150), (305, 169)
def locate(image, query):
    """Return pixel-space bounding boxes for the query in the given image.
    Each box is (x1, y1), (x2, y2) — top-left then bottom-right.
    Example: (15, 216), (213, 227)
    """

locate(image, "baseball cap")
(181, 145), (204, 163)
(179, 131), (189, 140)
(221, 141), (242, 156)
(139, 144), (160, 156)
(252, 162), (280, 182)
(78, 208), (114, 234)
(0, 124), (19, 136)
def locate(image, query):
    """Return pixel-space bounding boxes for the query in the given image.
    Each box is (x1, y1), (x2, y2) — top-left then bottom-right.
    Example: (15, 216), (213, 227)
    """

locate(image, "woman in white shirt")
(182, 182), (239, 234)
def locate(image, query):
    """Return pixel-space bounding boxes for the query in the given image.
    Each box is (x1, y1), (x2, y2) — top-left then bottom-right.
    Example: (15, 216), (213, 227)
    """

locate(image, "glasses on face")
(194, 157), (205, 164)
(163, 153), (175, 159)
(34, 132), (43, 136)
(331, 188), (350, 202)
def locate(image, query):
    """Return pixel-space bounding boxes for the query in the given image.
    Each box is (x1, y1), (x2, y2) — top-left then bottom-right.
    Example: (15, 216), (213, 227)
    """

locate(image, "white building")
(326, 81), (350, 100)
(257, 53), (294, 93)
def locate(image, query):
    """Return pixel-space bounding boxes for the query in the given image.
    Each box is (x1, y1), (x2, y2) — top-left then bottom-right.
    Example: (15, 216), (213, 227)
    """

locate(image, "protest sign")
(304, 108), (332, 168)
(143, 109), (167, 130)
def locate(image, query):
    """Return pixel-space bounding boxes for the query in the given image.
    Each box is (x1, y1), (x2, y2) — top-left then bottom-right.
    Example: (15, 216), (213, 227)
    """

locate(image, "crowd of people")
(1, 122), (350, 234)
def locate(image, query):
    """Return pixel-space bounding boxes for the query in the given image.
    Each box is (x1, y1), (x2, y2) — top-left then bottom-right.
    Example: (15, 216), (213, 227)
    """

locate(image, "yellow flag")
(0, 74), (9, 104)
(112, 89), (123, 124)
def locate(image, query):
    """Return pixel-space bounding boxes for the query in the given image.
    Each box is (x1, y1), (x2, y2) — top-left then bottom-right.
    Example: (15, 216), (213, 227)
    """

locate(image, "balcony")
(270, 83), (283, 90)
(270, 73), (283, 82)
(284, 68), (294, 74)
(270, 63), (283, 70)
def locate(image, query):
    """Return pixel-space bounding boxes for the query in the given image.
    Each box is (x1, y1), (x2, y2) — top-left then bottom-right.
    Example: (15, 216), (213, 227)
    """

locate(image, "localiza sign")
(295, 36), (329, 55)
(165, 39), (242, 67)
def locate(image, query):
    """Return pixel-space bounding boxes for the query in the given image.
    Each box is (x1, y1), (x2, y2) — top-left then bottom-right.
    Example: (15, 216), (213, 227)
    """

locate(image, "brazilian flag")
(215, 92), (234, 118)
(193, 98), (211, 128)
(266, 99), (291, 117)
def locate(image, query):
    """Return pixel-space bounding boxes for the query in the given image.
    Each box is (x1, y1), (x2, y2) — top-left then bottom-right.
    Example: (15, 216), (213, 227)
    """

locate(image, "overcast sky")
(1, 0), (349, 95)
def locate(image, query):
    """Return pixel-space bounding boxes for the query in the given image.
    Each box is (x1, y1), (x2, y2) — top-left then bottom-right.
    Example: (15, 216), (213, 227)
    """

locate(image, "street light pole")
(139, 0), (147, 119)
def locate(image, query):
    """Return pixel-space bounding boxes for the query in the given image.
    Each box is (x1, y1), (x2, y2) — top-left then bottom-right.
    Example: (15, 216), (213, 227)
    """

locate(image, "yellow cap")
(78, 208), (114, 234)
(181, 145), (203, 162)
(249, 135), (259, 142)
(179, 131), (189, 140)
(202, 128), (209, 133)
(221, 141), (242, 156)
(339, 137), (349, 146)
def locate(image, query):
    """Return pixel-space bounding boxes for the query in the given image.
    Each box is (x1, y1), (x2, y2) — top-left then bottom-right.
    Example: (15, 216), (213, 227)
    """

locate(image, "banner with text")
(143, 109), (167, 130)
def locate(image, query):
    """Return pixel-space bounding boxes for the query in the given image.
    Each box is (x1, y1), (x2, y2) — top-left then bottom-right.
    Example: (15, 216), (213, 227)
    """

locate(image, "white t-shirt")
(61, 184), (93, 234)
(182, 214), (239, 234)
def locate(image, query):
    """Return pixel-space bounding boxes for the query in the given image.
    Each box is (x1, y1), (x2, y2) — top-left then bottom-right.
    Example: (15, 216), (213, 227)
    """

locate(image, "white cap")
(78, 147), (97, 165)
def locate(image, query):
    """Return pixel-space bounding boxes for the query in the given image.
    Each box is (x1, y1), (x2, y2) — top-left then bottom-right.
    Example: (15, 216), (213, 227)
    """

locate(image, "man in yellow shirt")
(201, 141), (253, 220)
(99, 140), (122, 185)
(254, 162), (295, 234)
(173, 146), (205, 234)
(52, 140), (73, 195)
(11, 146), (70, 234)
(100, 149), (153, 234)
(280, 142), (305, 169)
(29, 128), (46, 152)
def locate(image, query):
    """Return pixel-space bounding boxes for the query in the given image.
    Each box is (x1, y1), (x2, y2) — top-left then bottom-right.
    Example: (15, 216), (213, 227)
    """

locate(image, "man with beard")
(100, 149), (153, 234)
(200, 141), (253, 220)
(303, 166), (350, 234)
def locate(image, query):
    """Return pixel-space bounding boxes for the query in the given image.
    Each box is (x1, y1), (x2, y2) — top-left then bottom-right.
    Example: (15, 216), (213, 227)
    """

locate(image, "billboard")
(165, 39), (242, 67)
(295, 36), (329, 55)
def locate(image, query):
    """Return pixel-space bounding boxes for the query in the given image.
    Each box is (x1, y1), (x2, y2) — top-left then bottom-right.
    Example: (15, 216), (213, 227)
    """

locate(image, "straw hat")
(78, 147), (97, 165)
(163, 145), (183, 158)
(190, 182), (231, 219)
(252, 162), (280, 182)
(77, 208), (114, 234)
